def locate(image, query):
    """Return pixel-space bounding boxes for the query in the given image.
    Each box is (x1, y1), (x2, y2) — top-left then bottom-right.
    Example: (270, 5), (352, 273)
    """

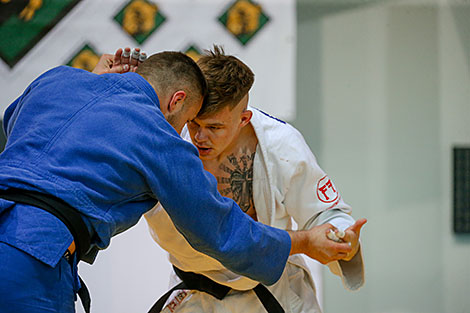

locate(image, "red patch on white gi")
(316, 175), (339, 204)
(164, 290), (189, 313)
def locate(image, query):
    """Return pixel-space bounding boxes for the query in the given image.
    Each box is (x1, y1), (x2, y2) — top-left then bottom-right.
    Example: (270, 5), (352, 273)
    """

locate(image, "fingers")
(301, 224), (355, 264)
(324, 224), (353, 259)
(114, 48), (123, 66)
(107, 63), (129, 74)
(336, 252), (348, 260)
(130, 48), (140, 72)
(138, 51), (147, 70)
(121, 47), (131, 71)
(325, 233), (352, 255)
(139, 51), (147, 62)
(91, 54), (114, 74)
(327, 229), (341, 242)
(317, 241), (351, 264)
(117, 47), (147, 72)
(94, 48), (146, 74)
(329, 240), (352, 254)
(100, 49), (128, 74)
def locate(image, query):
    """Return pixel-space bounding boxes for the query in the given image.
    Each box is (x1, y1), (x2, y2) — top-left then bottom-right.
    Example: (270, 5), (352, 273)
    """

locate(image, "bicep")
(283, 154), (352, 230)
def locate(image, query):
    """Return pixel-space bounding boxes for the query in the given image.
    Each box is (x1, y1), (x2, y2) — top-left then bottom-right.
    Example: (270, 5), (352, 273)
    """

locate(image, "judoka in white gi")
(145, 46), (367, 313)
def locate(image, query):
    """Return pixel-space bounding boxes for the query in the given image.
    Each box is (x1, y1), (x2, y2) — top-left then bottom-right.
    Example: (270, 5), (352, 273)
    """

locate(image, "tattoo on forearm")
(217, 148), (255, 212)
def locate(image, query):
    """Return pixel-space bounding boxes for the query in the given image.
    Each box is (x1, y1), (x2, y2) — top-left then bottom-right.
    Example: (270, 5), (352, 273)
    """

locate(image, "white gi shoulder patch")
(316, 175), (339, 204)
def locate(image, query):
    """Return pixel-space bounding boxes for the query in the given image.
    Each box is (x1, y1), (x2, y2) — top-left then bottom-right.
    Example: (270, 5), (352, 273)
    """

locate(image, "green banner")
(0, 0), (82, 68)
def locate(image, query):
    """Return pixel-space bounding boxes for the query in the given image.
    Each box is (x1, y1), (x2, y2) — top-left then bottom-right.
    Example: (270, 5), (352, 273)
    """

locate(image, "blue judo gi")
(0, 66), (290, 313)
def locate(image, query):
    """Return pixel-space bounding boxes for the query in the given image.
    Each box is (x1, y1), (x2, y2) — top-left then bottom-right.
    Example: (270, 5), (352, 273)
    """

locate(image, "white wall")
(439, 4), (470, 313)
(295, 0), (470, 312)
(76, 218), (172, 313)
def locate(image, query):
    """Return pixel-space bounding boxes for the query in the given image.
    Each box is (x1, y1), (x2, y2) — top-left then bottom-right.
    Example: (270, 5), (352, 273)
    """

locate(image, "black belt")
(148, 266), (285, 313)
(0, 188), (92, 313)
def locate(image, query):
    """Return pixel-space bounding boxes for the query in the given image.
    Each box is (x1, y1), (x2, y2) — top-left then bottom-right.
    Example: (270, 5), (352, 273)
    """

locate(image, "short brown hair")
(137, 51), (207, 107)
(196, 45), (254, 117)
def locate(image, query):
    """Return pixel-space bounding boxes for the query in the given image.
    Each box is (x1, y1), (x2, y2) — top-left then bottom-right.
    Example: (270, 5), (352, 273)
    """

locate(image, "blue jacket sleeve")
(145, 124), (291, 285)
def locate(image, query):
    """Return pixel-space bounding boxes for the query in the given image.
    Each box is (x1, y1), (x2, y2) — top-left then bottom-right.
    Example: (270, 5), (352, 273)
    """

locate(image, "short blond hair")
(196, 45), (254, 117)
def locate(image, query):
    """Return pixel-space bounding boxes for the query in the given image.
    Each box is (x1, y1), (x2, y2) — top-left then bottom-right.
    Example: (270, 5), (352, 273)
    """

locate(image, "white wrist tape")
(327, 229), (345, 242)
(139, 52), (147, 62)
(122, 49), (131, 58)
(131, 48), (140, 59)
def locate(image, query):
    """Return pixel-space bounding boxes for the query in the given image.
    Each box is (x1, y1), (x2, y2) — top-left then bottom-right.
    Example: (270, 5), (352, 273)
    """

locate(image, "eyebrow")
(191, 118), (225, 127)
(205, 122), (225, 127)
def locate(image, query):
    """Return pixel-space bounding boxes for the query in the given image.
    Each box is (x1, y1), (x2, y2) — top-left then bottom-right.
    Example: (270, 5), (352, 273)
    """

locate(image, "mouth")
(195, 144), (212, 156)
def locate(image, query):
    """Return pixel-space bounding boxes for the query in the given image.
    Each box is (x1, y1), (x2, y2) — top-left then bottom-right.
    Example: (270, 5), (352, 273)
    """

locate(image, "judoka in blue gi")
(0, 51), (292, 313)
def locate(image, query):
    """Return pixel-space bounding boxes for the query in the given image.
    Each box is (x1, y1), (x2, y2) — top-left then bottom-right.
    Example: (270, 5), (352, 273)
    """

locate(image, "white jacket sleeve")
(281, 126), (365, 290)
(281, 126), (352, 228)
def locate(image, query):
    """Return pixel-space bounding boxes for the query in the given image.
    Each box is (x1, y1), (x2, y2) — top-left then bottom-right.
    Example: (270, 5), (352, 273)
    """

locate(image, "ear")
(240, 109), (253, 128)
(167, 90), (187, 114)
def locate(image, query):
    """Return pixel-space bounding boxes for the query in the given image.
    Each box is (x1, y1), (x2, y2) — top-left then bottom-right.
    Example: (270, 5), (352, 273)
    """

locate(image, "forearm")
(177, 208), (291, 285)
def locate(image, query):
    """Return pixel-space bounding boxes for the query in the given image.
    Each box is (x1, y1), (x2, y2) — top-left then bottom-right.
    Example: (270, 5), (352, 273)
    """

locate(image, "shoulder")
(250, 108), (320, 190)
(251, 108), (312, 161)
(29, 66), (99, 93)
(38, 65), (88, 80)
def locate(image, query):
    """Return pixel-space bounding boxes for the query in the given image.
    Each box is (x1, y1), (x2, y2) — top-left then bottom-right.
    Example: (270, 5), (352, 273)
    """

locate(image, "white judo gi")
(144, 107), (365, 313)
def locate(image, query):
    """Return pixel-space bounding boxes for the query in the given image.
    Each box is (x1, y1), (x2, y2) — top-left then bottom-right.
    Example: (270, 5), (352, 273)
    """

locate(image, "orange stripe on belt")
(68, 241), (76, 255)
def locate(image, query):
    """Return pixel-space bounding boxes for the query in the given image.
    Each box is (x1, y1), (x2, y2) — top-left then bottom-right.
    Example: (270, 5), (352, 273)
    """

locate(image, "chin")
(198, 151), (216, 160)
(199, 154), (212, 160)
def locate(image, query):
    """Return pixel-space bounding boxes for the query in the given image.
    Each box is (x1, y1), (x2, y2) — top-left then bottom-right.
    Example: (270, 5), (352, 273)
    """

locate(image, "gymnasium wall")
(293, 0), (470, 312)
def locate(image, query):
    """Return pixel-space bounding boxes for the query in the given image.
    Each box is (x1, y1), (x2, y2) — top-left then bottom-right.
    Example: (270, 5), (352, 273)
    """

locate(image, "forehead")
(195, 105), (235, 125)
(195, 93), (249, 124)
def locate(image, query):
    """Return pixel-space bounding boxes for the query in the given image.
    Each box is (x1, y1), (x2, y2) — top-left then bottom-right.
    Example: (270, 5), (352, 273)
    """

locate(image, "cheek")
(212, 131), (231, 146)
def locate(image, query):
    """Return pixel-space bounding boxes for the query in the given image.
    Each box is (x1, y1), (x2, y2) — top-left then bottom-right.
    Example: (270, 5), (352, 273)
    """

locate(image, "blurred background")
(1, 0), (469, 313)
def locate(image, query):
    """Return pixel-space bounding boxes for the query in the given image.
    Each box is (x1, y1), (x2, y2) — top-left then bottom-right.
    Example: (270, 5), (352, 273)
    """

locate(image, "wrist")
(287, 230), (308, 255)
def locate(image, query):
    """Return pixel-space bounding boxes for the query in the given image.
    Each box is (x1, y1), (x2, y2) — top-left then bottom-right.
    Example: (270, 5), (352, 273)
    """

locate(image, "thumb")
(108, 64), (129, 74)
(347, 218), (367, 235)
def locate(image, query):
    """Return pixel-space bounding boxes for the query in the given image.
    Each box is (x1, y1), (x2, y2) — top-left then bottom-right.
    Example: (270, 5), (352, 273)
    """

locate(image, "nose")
(194, 128), (208, 142)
